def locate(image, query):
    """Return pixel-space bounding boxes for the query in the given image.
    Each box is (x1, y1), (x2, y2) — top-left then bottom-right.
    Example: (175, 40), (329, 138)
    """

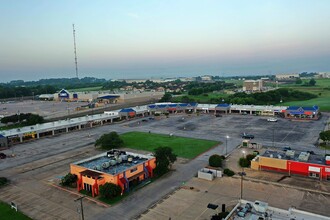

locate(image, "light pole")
(239, 168), (246, 200)
(74, 196), (85, 220)
(225, 135), (230, 155)
(272, 128), (275, 148)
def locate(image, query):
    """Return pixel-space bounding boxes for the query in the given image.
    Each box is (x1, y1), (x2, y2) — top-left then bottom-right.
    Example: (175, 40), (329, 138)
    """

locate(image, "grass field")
(278, 79), (330, 111)
(0, 201), (32, 220)
(120, 131), (219, 159)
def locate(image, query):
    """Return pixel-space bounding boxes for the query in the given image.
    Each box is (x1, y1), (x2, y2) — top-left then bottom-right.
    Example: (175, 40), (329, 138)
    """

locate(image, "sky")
(1, 0), (330, 82)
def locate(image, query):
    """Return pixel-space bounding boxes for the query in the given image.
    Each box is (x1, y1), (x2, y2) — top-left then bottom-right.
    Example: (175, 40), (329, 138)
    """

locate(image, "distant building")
(242, 80), (263, 92)
(283, 105), (319, 120)
(54, 89), (164, 103)
(201, 75), (213, 81)
(275, 73), (299, 80)
(317, 72), (330, 78)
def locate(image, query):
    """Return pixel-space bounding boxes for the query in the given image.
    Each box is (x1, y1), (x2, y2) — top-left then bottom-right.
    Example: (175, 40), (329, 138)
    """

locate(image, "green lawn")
(120, 132), (219, 159)
(0, 201), (32, 220)
(277, 79), (330, 111)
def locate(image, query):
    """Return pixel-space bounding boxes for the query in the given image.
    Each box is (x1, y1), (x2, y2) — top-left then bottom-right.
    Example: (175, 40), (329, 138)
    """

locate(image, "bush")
(99, 182), (122, 199)
(224, 168), (235, 176)
(0, 177), (8, 186)
(239, 157), (250, 167)
(209, 154), (223, 167)
(61, 173), (77, 187)
(246, 154), (256, 161)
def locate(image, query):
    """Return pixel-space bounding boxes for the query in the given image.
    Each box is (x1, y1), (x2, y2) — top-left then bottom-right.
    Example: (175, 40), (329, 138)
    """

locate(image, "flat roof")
(262, 150), (326, 165)
(73, 151), (154, 176)
(227, 200), (330, 220)
(0, 105), (150, 137)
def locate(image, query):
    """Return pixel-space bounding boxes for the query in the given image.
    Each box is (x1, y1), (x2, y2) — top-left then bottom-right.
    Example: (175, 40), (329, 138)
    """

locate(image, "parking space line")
(280, 125), (297, 143)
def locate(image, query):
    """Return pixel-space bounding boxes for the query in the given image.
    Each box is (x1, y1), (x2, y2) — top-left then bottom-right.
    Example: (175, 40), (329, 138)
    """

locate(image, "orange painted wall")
(70, 157), (156, 187)
(251, 156), (287, 170)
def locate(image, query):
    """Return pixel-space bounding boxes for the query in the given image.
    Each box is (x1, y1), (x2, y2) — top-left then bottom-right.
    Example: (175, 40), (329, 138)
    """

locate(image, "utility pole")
(272, 128), (275, 148)
(74, 196), (85, 220)
(72, 24), (79, 79)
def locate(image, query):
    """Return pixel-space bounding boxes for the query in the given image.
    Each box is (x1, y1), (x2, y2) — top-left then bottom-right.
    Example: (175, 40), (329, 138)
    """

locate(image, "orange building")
(70, 149), (156, 197)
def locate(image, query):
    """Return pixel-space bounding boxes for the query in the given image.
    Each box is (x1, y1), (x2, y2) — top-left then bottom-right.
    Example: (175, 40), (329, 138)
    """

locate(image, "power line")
(72, 24), (79, 79)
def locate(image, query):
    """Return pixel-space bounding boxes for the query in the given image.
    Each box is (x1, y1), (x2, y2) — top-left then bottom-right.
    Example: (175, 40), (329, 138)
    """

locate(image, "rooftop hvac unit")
(285, 150), (295, 158)
(253, 201), (268, 213)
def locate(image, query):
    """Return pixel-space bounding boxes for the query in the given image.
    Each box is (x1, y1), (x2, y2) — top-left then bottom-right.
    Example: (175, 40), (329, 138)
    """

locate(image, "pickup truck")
(242, 133), (254, 139)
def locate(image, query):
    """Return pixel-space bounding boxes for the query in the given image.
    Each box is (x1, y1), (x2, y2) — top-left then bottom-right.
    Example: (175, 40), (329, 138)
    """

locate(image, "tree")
(319, 130), (330, 146)
(26, 114), (44, 125)
(295, 78), (302, 84)
(153, 147), (177, 177)
(159, 93), (172, 102)
(239, 157), (250, 167)
(208, 154), (223, 167)
(309, 78), (316, 86)
(94, 132), (124, 149)
(61, 173), (77, 187)
(99, 182), (122, 199)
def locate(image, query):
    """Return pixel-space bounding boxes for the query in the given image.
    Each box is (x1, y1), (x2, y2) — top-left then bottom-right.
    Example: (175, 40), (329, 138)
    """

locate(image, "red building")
(252, 150), (330, 181)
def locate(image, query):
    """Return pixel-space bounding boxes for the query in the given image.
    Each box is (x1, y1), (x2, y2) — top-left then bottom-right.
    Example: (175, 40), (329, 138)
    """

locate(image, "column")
(19, 135), (23, 143)
(37, 132), (40, 139)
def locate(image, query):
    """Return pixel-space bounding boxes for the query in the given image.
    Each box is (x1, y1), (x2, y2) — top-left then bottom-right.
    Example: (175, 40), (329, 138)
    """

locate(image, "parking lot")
(124, 113), (328, 154)
(0, 113), (329, 220)
(0, 100), (88, 119)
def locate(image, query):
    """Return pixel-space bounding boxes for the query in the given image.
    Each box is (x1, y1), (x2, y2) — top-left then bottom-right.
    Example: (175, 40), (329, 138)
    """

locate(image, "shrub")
(0, 177), (8, 186)
(209, 154), (223, 167)
(239, 157), (250, 167)
(61, 173), (78, 187)
(99, 182), (122, 199)
(246, 154), (256, 161)
(224, 168), (235, 176)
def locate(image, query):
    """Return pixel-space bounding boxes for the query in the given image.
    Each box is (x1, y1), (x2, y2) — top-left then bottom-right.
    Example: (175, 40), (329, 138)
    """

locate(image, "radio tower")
(72, 24), (79, 79)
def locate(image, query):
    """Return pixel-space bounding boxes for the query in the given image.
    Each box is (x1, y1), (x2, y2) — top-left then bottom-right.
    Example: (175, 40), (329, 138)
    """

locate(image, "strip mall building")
(251, 150), (330, 181)
(70, 150), (156, 197)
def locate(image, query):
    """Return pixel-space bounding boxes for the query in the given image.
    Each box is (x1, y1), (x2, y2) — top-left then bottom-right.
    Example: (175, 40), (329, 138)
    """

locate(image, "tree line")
(165, 88), (317, 105)
(0, 77), (106, 99)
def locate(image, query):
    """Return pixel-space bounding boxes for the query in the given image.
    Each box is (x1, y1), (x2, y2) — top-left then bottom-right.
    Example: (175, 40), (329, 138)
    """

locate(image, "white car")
(267, 118), (278, 122)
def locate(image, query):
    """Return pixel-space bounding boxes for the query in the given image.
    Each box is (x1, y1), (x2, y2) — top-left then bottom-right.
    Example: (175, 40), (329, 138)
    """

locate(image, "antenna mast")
(72, 24), (79, 79)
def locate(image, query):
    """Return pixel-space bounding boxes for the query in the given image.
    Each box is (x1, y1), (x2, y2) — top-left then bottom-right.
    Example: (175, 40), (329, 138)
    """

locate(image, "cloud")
(126, 12), (140, 19)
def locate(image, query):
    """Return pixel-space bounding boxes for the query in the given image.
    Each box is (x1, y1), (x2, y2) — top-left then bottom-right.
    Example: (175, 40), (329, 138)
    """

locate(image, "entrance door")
(84, 183), (92, 192)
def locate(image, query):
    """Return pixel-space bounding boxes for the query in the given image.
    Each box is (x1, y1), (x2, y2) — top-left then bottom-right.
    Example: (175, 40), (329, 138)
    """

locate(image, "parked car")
(242, 133), (254, 139)
(141, 119), (148, 122)
(267, 118), (278, 122)
(282, 146), (292, 151)
(215, 114), (222, 117)
(0, 153), (6, 159)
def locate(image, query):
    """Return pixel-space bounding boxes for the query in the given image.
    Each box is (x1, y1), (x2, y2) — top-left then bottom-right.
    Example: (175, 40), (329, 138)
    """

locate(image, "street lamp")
(238, 169), (246, 200)
(242, 150), (246, 158)
(74, 196), (85, 220)
(225, 135), (230, 155)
